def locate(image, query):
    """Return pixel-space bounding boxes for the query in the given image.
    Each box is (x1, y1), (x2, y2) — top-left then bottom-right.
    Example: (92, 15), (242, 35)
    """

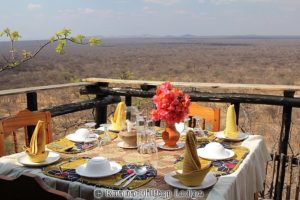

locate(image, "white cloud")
(79, 8), (95, 14)
(27, 3), (42, 10)
(58, 8), (95, 15)
(142, 6), (156, 14)
(175, 9), (188, 14)
(144, 0), (180, 5)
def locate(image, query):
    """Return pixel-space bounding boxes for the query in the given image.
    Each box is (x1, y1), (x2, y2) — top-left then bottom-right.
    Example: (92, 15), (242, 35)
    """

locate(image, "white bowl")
(76, 157), (122, 178)
(197, 142), (235, 160)
(205, 142), (225, 156)
(74, 128), (90, 140)
(85, 157), (111, 174)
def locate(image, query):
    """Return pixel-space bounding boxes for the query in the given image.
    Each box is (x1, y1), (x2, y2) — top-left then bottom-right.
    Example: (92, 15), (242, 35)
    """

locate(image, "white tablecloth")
(0, 135), (270, 200)
(207, 135), (271, 200)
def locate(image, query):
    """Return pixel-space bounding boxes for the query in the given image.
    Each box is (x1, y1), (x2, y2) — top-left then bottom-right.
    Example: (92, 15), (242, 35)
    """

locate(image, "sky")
(0, 0), (300, 40)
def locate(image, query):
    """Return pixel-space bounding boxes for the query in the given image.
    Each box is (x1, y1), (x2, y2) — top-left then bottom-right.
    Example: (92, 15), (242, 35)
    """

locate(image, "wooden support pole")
(125, 96), (132, 120)
(26, 92), (38, 142)
(233, 102), (240, 125)
(275, 90), (295, 200)
(94, 83), (109, 128)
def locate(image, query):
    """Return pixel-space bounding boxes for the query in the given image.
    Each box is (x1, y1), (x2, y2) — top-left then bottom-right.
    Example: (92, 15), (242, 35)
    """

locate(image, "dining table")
(0, 133), (271, 200)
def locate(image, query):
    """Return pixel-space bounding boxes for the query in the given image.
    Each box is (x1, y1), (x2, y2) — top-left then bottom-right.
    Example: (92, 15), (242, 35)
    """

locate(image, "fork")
(113, 173), (136, 186)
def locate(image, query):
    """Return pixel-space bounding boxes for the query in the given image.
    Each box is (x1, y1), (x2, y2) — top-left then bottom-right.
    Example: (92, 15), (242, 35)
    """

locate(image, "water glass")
(137, 120), (157, 154)
(193, 116), (205, 137)
(99, 123), (112, 145)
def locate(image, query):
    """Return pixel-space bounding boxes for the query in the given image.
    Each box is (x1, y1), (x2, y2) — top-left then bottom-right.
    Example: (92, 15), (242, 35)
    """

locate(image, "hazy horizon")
(1, 34), (300, 43)
(1, 0), (300, 41)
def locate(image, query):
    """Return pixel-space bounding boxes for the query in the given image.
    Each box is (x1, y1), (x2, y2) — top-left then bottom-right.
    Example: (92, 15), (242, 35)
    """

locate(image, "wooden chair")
(0, 173), (73, 200)
(0, 109), (52, 157)
(188, 102), (221, 131)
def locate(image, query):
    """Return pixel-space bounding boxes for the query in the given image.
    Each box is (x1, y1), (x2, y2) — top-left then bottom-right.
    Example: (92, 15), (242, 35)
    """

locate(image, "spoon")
(121, 166), (147, 188)
(114, 171), (136, 186)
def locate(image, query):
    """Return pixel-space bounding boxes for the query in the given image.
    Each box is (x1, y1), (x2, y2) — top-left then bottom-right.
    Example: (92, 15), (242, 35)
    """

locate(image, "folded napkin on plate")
(173, 131), (211, 186)
(224, 105), (239, 139)
(109, 102), (126, 131)
(23, 120), (49, 163)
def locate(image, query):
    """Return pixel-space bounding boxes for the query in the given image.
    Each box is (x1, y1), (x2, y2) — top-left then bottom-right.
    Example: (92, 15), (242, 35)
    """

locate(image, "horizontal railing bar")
(40, 95), (120, 117)
(83, 77), (300, 92)
(80, 86), (300, 107)
(0, 82), (90, 97)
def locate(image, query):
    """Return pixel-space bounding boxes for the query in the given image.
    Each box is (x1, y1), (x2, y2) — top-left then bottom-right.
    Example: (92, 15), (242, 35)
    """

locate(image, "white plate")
(17, 151), (60, 167)
(76, 161), (122, 178)
(84, 122), (97, 127)
(66, 133), (98, 143)
(214, 131), (249, 141)
(197, 148), (235, 160)
(117, 141), (138, 149)
(164, 171), (217, 190)
(158, 142), (185, 150)
(97, 124), (120, 132)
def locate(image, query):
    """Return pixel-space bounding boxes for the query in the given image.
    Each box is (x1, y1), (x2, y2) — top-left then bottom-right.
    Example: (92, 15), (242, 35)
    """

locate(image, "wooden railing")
(1, 78), (300, 200)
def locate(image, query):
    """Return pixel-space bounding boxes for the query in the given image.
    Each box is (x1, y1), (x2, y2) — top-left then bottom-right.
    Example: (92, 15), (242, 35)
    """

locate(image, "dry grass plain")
(0, 37), (300, 198)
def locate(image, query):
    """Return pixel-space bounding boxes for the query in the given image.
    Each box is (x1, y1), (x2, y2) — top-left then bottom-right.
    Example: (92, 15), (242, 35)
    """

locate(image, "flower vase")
(162, 123), (180, 147)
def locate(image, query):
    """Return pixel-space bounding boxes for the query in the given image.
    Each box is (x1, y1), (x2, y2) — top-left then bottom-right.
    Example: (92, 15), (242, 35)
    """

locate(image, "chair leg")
(254, 192), (259, 200)
(13, 131), (18, 153)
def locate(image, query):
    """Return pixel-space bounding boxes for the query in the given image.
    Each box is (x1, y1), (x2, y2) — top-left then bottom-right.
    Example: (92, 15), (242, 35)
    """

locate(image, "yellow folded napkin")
(173, 131), (211, 186)
(109, 102), (126, 131)
(224, 105), (239, 139)
(23, 120), (49, 163)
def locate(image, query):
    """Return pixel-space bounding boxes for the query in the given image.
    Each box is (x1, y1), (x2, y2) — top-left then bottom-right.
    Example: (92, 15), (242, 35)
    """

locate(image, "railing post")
(94, 83), (109, 128)
(125, 96), (132, 120)
(26, 92), (38, 141)
(233, 102), (240, 125)
(275, 90), (294, 200)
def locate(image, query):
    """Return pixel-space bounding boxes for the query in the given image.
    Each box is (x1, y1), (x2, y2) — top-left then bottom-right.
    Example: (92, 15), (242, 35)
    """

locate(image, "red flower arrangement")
(151, 82), (191, 125)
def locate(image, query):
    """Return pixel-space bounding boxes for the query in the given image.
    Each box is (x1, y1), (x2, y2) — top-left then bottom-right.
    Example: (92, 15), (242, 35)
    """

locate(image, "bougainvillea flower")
(151, 82), (190, 124)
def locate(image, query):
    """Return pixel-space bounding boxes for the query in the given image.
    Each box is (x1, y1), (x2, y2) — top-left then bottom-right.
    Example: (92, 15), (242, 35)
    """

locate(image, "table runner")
(47, 131), (118, 154)
(43, 157), (157, 190)
(174, 146), (249, 176)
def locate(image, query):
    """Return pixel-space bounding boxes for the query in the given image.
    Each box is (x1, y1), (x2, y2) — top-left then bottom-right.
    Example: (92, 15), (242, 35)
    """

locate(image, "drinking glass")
(99, 123), (112, 145)
(137, 120), (157, 154)
(193, 116), (205, 137)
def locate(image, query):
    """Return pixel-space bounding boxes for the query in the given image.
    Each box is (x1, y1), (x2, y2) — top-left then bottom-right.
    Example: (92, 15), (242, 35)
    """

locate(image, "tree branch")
(0, 33), (99, 72)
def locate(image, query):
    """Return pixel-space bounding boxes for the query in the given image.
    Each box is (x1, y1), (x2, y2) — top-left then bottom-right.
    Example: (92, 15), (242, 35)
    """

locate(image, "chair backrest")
(0, 109), (52, 156)
(0, 173), (73, 200)
(188, 102), (220, 131)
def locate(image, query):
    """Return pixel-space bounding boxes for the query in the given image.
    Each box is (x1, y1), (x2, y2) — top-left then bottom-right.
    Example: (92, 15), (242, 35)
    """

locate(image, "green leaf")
(88, 37), (101, 46)
(7, 60), (20, 68)
(70, 37), (77, 43)
(49, 36), (56, 43)
(0, 28), (10, 37)
(56, 28), (71, 38)
(10, 31), (21, 41)
(76, 34), (85, 43)
(55, 40), (67, 54)
(22, 50), (32, 59)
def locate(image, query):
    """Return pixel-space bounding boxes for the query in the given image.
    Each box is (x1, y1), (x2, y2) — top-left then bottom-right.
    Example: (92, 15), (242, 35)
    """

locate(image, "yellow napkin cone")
(24, 120), (49, 163)
(224, 105), (239, 139)
(109, 102), (126, 131)
(173, 131), (211, 186)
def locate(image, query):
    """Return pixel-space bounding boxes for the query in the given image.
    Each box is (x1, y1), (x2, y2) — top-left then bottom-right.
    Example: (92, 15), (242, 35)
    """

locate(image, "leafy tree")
(0, 28), (101, 72)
